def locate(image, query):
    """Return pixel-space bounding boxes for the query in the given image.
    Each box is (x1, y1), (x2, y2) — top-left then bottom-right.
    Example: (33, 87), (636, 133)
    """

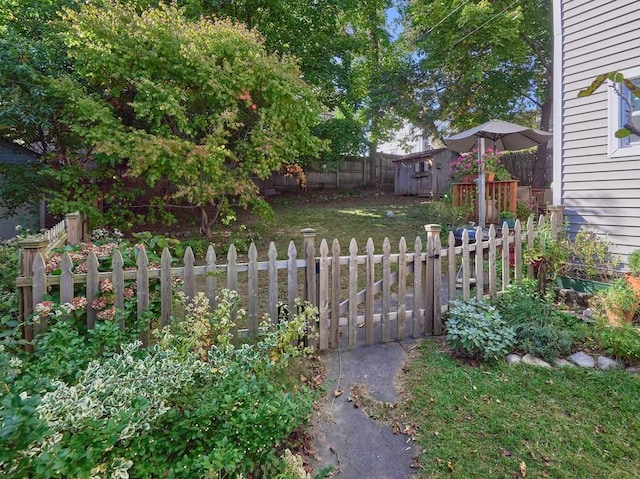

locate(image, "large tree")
(401, 0), (552, 186)
(54, 2), (324, 238)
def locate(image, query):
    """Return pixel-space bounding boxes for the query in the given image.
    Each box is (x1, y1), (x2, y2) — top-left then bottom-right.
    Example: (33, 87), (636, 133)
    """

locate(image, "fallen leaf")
(447, 461), (454, 472)
(435, 457), (443, 466)
(333, 389), (342, 397)
(433, 430), (439, 437)
(519, 461), (527, 477)
(300, 375), (308, 383)
(501, 449), (513, 457)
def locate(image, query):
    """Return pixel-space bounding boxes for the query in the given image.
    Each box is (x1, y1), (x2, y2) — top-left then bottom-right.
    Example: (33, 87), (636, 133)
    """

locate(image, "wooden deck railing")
(452, 180), (518, 224)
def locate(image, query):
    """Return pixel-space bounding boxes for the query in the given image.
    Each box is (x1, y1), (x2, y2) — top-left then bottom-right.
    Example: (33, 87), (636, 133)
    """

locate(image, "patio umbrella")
(444, 119), (553, 227)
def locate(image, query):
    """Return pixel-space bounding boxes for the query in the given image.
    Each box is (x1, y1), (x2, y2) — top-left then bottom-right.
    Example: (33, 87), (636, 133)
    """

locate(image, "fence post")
(18, 237), (50, 350)
(65, 212), (82, 245)
(301, 228), (317, 307)
(546, 205), (565, 239)
(425, 224), (442, 335)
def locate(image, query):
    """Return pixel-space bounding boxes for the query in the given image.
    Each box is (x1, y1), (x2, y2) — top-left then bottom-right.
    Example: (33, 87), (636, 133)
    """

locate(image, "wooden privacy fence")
(17, 208), (564, 350)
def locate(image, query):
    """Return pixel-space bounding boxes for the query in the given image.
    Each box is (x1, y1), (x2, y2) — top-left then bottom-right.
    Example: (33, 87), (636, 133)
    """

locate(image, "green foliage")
(56, 2), (325, 238)
(628, 249), (640, 277)
(577, 71), (640, 138)
(445, 299), (516, 361)
(596, 322), (640, 364)
(563, 227), (619, 281)
(1, 289), (317, 478)
(493, 280), (589, 361)
(515, 199), (535, 222)
(595, 278), (640, 317)
(404, 0), (552, 133)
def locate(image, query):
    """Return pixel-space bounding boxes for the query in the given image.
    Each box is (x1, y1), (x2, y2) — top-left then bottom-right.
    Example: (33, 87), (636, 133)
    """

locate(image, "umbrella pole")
(477, 138), (486, 227)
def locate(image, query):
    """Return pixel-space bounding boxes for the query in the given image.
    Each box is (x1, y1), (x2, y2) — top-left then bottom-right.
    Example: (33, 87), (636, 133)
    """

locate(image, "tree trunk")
(199, 202), (222, 240)
(369, 139), (378, 186)
(531, 96), (552, 187)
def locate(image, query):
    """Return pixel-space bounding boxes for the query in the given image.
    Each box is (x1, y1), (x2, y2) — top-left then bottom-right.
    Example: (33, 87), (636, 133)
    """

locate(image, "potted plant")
(556, 227), (619, 293)
(499, 210), (516, 229)
(596, 278), (640, 326)
(449, 147), (505, 183)
(515, 200), (535, 222)
(625, 249), (640, 297)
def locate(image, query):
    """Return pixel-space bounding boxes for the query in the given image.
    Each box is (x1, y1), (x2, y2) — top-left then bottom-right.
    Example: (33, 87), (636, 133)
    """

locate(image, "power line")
(449, 0), (520, 50)
(421, 0), (473, 39)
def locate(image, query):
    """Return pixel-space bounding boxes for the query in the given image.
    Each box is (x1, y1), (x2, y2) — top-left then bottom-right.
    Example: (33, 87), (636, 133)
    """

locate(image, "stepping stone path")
(506, 350), (640, 374)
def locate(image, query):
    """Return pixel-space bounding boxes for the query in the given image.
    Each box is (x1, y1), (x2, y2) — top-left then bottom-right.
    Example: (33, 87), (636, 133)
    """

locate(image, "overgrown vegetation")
(1, 266), (318, 478)
(492, 279), (590, 361)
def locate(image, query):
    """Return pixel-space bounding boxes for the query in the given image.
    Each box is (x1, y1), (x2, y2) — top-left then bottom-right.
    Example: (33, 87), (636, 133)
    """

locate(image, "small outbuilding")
(392, 148), (457, 198)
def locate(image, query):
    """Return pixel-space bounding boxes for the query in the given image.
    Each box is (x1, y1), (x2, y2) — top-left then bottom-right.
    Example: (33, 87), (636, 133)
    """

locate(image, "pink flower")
(70, 296), (87, 310)
(100, 279), (114, 293)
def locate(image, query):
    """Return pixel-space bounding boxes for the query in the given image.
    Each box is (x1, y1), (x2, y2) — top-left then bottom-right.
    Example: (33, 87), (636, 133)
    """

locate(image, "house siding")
(556, 0), (640, 261)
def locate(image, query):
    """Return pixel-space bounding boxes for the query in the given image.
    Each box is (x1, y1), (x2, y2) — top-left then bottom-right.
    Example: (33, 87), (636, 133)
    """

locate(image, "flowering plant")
(449, 147), (506, 181)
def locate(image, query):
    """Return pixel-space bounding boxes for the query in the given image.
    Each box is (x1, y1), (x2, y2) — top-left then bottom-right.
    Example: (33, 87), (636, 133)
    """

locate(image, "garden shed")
(0, 141), (44, 240)
(392, 148), (457, 198)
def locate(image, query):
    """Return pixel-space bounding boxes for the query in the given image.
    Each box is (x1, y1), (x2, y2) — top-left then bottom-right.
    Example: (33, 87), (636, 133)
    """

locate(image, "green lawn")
(401, 340), (640, 479)
(239, 188), (468, 259)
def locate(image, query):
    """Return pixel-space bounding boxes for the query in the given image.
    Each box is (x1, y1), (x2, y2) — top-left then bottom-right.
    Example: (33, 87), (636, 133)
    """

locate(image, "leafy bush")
(596, 322), (640, 364)
(516, 324), (574, 362)
(445, 299), (516, 361)
(1, 289), (318, 478)
(493, 280), (589, 361)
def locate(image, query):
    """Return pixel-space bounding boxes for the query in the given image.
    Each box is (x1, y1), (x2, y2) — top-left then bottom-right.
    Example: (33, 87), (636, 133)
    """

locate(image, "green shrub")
(492, 281), (590, 361)
(445, 299), (516, 361)
(516, 324), (574, 362)
(596, 322), (640, 364)
(1, 290), (318, 479)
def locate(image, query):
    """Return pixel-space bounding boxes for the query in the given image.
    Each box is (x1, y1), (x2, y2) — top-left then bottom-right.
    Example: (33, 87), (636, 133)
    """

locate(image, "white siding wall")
(558, 0), (640, 261)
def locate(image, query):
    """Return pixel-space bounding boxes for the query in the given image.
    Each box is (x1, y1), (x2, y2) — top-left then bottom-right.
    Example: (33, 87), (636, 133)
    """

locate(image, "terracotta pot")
(606, 308), (634, 326)
(486, 173), (495, 182)
(624, 272), (640, 299)
(461, 175), (476, 183)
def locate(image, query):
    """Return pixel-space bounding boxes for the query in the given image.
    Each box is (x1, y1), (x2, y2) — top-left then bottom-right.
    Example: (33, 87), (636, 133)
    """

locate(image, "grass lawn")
(401, 339), (640, 479)
(237, 188), (468, 258)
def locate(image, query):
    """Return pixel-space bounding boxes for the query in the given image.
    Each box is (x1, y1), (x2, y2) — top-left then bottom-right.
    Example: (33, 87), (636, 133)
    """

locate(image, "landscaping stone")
(567, 351), (595, 368)
(506, 353), (522, 365)
(597, 356), (621, 370)
(552, 358), (574, 368)
(521, 354), (552, 368)
(626, 366), (640, 375)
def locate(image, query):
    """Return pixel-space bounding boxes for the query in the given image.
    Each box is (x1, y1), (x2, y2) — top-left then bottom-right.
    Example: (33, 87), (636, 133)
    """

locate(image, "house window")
(608, 68), (640, 157)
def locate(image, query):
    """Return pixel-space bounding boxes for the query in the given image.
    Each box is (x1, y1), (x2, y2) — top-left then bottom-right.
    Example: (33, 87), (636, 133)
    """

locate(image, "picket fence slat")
(365, 238), (375, 346)
(412, 237), (422, 338)
(397, 237), (407, 341)
(86, 251), (99, 330)
(268, 243), (278, 325)
(161, 249), (172, 327)
(330, 239), (341, 348)
(348, 239), (358, 347)
(112, 249), (125, 330)
(248, 243), (258, 335)
(381, 238), (391, 343)
(319, 240), (329, 351)
(184, 247), (195, 301)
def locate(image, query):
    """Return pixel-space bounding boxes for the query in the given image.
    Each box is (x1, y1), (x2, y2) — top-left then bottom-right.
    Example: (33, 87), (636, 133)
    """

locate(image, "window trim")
(608, 66), (640, 158)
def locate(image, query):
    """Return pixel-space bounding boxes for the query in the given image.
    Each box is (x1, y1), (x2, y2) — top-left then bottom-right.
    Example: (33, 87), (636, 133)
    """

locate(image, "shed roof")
(391, 148), (449, 164)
